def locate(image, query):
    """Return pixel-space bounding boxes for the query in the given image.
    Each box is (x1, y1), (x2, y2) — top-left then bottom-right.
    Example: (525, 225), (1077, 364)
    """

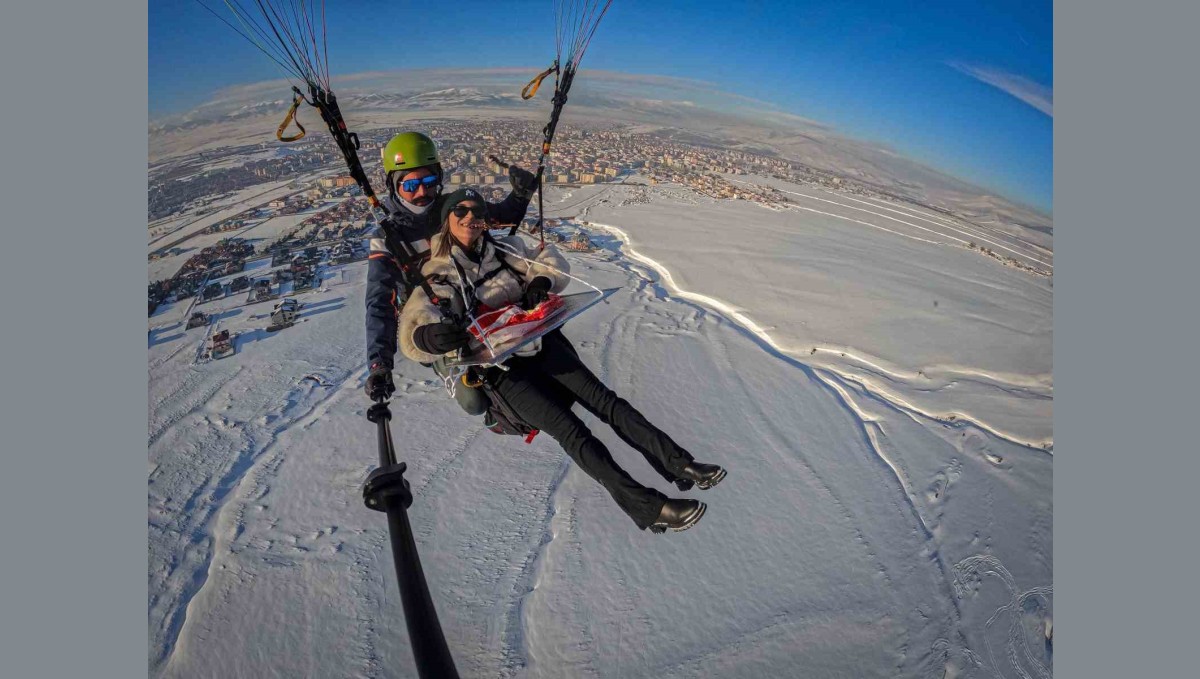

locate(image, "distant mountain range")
(149, 69), (824, 134)
(149, 69), (1051, 235)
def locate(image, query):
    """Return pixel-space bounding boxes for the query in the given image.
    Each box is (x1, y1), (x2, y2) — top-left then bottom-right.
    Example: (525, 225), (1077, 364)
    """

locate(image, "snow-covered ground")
(149, 181), (1051, 678)
(552, 179), (1052, 447)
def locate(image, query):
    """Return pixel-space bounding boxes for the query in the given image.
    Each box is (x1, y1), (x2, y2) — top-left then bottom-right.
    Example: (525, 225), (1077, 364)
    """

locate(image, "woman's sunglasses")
(398, 174), (440, 193)
(450, 204), (487, 219)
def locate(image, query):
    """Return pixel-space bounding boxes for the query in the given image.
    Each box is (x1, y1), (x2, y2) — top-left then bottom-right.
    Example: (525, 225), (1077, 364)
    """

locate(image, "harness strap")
(377, 217), (452, 321)
(449, 235), (526, 300)
(483, 232), (525, 279)
(489, 238), (604, 297)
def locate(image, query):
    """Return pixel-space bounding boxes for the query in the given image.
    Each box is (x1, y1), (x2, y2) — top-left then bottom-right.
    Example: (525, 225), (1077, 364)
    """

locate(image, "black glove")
(509, 166), (537, 200)
(366, 362), (395, 401)
(522, 276), (553, 309)
(414, 323), (473, 354)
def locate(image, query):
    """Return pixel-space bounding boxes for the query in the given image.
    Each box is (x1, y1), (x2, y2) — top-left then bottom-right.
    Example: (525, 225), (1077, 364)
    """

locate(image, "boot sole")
(649, 502), (707, 533)
(696, 468), (727, 490)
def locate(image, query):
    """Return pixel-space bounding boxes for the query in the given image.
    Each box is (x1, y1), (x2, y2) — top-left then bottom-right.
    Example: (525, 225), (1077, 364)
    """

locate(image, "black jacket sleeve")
(365, 229), (403, 369)
(487, 189), (533, 227)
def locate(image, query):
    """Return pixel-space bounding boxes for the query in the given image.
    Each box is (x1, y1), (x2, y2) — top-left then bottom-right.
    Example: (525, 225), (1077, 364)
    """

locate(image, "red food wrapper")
(468, 294), (565, 346)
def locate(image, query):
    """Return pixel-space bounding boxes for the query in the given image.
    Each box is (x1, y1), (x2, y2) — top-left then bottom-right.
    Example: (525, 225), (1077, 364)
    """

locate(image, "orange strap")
(276, 94), (306, 142)
(521, 63), (558, 100)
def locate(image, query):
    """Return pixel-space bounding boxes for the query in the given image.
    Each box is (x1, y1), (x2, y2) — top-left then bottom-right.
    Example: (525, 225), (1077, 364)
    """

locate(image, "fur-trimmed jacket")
(398, 232), (570, 364)
(365, 191), (531, 370)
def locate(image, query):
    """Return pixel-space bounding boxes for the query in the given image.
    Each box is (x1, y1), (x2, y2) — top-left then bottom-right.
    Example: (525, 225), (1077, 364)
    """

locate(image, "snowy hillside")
(149, 186), (1051, 678)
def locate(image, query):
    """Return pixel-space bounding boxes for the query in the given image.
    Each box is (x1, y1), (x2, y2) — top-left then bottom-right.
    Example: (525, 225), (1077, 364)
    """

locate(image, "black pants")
(489, 331), (694, 529)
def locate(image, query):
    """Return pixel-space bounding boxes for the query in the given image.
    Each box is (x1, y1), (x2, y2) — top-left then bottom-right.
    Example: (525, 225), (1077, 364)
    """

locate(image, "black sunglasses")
(450, 204), (487, 219)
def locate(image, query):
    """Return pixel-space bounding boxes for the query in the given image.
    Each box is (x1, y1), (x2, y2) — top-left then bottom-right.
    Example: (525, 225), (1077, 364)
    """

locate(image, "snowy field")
(549, 180), (1052, 446)
(149, 180), (1052, 678)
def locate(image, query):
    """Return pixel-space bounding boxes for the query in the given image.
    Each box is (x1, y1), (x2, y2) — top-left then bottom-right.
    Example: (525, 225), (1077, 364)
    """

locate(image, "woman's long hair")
(432, 200), (486, 259)
(432, 215), (456, 259)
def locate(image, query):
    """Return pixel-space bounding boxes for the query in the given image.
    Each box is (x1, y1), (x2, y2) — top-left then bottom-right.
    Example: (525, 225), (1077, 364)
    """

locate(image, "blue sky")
(150, 0), (1052, 212)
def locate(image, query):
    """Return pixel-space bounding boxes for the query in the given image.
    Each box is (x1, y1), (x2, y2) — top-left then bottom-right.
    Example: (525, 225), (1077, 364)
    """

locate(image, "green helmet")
(381, 132), (440, 174)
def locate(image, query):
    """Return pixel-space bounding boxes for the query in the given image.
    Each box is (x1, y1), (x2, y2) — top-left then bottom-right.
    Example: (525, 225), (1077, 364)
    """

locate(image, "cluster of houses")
(202, 218), (249, 235)
(288, 248), (321, 292)
(148, 238), (255, 315)
(512, 218), (596, 252)
(182, 290), (302, 363)
(299, 193), (370, 241)
(266, 195), (319, 216)
(207, 239), (366, 311)
(562, 232), (597, 252)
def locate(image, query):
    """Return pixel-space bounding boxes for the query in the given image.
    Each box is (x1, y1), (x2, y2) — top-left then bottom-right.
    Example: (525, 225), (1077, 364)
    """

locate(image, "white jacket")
(398, 232), (570, 364)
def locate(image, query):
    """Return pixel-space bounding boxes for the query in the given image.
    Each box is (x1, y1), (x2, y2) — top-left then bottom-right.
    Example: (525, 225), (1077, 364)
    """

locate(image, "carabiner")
(461, 370), (485, 389)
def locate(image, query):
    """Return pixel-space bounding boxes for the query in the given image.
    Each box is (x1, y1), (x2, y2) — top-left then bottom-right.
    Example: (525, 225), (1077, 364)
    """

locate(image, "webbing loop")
(521, 61), (559, 100)
(276, 91), (306, 142)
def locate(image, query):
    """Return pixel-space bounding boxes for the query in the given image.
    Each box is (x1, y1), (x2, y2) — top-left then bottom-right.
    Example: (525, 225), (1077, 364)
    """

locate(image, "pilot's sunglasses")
(398, 174), (440, 193)
(450, 205), (487, 219)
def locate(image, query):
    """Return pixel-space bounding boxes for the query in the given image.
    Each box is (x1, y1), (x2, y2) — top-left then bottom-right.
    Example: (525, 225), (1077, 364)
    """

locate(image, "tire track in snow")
(692, 298), (902, 581)
(731, 179), (1052, 273)
(149, 334), (194, 372)
(501, 379), (602, 674)
(555, 500), (609, 679)
(498, 456), (573, 678)
(849, 194), (1053, 261)
(149, 366), (244, 447)
(811, 369), (933, 537)
(411, 424), (486, 500)
(346, 529), (389, 679)
(576, 283), (655, 676)
(157, 367), (357, 673)
(812, 347), (1052, 405)
(802, 188), (1052, 271)
(952, 555), (1053, 679)
(680, 291), (950, 672)
(801, 365), (976, 674)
